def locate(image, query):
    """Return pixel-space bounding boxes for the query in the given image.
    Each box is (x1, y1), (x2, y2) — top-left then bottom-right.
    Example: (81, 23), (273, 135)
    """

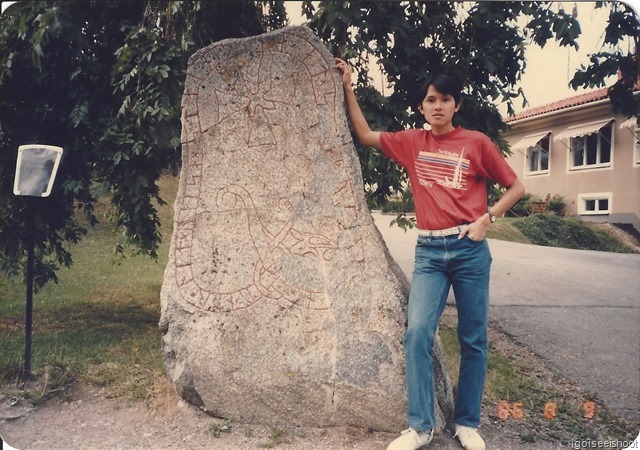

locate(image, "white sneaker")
(454, 424), (485, 450)
(387, 428), (434, 450)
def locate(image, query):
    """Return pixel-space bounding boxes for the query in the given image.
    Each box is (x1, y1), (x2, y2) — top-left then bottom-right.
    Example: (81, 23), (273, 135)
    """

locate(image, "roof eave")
(505, 98), (612, 126)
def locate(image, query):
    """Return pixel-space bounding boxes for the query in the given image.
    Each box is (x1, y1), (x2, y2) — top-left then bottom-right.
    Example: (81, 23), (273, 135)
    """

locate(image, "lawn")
(0, 176), (176, 403)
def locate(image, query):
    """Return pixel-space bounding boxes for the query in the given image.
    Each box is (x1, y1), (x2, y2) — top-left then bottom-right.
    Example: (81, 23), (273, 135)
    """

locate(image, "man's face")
(419, 85), (460, 129)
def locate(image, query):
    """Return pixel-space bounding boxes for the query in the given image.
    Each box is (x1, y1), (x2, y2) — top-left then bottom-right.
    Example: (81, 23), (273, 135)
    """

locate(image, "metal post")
(23, 202), (34, 379)
(12, 144), (64, 379)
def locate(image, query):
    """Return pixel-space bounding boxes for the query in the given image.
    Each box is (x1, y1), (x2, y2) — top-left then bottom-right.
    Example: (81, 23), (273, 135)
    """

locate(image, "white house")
(503, 87), (639, 231)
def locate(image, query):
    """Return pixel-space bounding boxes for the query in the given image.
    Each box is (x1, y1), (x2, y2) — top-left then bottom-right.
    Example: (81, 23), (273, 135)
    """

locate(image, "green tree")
(0, 1), (286, 288)
(301, 1), (583, 208)
(570, 1), (639, 118)
(299, 1), (637, 213)
(0, 1), (140, 286)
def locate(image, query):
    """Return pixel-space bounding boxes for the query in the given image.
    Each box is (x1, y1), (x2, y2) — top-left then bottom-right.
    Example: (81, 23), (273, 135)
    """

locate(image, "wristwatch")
(486, 209), (497, 223)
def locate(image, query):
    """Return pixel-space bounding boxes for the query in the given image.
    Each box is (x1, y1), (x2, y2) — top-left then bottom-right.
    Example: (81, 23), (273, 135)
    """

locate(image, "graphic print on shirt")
(415, 147), (469, 190)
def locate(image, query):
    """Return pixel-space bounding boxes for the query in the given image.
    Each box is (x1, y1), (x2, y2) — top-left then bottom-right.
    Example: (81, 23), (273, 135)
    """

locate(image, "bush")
(507, 194), (566, 217)
(546, 195), (566, 216)
(381, 199), (407, 213)
(512, 215), (634, 253)
(366, 195), (380, 211)
(507, 193), (533, 217)
(380, 191), (415, 213)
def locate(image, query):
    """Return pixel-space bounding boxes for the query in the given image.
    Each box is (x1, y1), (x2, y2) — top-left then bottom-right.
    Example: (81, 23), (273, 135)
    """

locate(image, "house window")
(527, 135), (550, 174)
(578, 193), (612, 215)
(570, 123), (612, 169)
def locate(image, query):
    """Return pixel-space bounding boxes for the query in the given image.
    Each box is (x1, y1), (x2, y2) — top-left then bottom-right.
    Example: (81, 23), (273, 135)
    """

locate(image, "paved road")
(371, 212), (640, 427)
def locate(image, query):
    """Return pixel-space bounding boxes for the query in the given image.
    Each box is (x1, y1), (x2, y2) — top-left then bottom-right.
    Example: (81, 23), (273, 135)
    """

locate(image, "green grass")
(438, 323), (636, 444)
(0, 176), (176, 402)
(207, 419), (232, 437)
(485, 218), (532, 244)
(510, 215), (637, 253)
(258, 428), (291, 448)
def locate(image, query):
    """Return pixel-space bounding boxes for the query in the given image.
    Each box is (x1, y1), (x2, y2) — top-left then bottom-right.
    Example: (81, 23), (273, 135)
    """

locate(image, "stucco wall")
(504, 102), (639, 229)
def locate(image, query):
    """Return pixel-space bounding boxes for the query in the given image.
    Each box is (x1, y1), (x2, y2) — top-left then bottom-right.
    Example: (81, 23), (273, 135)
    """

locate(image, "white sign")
(13, 145), (63, 197)
(1, 2), (17, 14)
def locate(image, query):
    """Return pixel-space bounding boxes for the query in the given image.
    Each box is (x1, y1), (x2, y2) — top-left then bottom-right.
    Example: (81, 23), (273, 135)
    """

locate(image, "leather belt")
(417, 225), (467, 237)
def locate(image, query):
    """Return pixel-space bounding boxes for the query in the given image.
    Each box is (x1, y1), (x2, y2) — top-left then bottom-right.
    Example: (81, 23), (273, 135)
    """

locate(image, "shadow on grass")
(1, 300), (162, 384)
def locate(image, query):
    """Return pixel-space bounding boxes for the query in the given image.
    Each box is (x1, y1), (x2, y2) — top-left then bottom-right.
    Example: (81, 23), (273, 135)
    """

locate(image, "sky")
(1, 0), (638, 115)
(511, 1), (639, 112)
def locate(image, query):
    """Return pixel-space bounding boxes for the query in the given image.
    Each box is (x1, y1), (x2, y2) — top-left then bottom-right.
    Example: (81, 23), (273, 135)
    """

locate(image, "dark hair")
(415, 74), (463, 108)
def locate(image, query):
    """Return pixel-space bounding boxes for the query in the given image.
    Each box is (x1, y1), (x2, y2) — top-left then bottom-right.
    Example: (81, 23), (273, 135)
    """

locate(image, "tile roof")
(505, 87), (609, 122)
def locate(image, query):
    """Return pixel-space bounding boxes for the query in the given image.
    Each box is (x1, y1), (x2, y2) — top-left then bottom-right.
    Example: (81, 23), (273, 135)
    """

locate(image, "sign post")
(13, 144), (63, 378)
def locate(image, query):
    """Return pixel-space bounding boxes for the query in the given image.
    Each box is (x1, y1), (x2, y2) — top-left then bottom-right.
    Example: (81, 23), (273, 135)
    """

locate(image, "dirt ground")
(0, 382), (571, 450)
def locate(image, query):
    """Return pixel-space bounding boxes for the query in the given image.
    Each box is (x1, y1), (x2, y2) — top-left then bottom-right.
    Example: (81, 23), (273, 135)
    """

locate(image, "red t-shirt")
(380, 127), (517, 230)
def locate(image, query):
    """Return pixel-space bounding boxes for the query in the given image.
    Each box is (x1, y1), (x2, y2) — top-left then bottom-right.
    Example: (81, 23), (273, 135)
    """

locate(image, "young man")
(335, 58), (525, 450)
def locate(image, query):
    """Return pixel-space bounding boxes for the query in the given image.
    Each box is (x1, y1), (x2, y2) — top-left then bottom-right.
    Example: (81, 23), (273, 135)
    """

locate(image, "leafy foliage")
(512, 215), (634, 253)
(570, 1), (639, 117)
(546, 195), (567, 217)
(0, 1), (286, 287)
(99, 22), (185, 257)
(300, 1), (582, 208)
(0, 1), (127, 287)
(508, 193), (534, 218)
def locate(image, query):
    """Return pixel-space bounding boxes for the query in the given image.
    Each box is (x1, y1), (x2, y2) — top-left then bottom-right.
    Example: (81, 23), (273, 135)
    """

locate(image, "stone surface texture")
(159, 25), (453, 432)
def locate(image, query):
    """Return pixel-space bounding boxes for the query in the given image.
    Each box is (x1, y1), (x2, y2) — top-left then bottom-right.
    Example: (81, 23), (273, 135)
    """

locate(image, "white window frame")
(525, 134), (550, 176)
(577, 192), (612, 216)
(569, 123), (613, 171)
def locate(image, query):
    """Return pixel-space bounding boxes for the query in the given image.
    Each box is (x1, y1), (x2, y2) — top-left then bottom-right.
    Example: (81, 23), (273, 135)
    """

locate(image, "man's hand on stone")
(334, 58), (352, 89)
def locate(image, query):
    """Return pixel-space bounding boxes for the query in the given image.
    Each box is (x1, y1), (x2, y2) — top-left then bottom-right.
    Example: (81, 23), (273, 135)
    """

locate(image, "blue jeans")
(405, 233), (492, 431)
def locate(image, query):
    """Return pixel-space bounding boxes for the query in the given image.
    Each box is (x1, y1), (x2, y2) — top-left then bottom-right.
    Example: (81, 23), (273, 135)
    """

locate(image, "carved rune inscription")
(170, 28), (364, 313)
